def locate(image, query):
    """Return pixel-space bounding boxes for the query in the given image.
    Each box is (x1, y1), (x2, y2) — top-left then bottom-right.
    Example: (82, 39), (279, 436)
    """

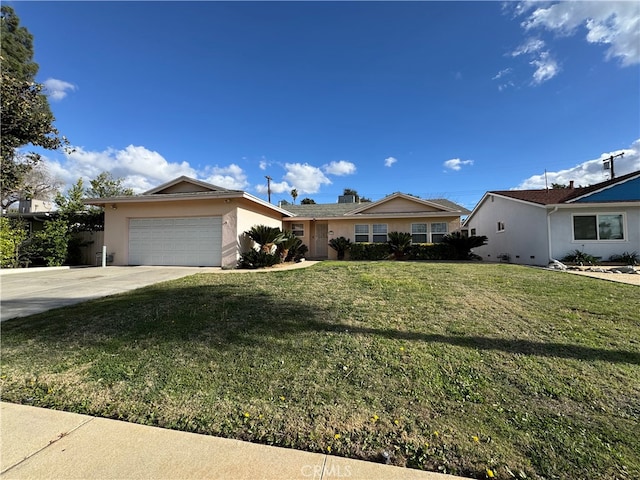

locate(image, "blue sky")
(12, 1), (640, 209)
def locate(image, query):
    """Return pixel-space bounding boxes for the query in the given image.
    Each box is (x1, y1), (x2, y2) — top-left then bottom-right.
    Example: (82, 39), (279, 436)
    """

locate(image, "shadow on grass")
(2, 282), (639, 366)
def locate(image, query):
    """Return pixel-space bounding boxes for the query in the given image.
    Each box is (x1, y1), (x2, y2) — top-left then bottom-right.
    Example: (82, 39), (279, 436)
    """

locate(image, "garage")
(128, 217), (222, 266)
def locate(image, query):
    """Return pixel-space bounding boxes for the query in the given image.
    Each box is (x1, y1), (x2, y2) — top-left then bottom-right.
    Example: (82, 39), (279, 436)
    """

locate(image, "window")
(497, 221), (505, 232)
(470, 228), (476, 236)
(411, 223), (428, 243)
(372, 224), (388, 243)
(291, 223), (304, 237)
(355, 224), (369, 242)
(573, 214), (624, 241)
(430, 222), (448, 243)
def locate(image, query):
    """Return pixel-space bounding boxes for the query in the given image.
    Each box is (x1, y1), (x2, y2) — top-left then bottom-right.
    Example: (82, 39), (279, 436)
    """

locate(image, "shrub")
(237, 249), (281, 269)
(349, 243), (391, 261)
(407, 243), (453, 260)
(609, 251), (639, 265)
(0, 217), (29, 268)
(328, 236), (352, 260)
(442, 232), (488, 260)
(387, 232), (412, 260)
(30, 219), (70, 267)
(245, 225), (284, 253)
(561, 249), (601, 265)
(285, 238), (308, 263)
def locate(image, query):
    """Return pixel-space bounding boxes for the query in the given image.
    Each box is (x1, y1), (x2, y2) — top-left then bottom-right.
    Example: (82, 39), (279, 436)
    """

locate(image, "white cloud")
(43, 78), (77, 101)
(282, 163), (332, 194)
(520, 1), (640, 66)
(323, 160), (356, 176)
(384, 156), (398, 167)
(444, 158), (474, 171)
(530, 51), (560, 84)
(255, 180), (292, 196)
(259, 158), (269, 170)
(516, 138), (640, 189)
(202, 163), (248, 190)
(511, 38), (545, 57)
(492, 68), (513, 80)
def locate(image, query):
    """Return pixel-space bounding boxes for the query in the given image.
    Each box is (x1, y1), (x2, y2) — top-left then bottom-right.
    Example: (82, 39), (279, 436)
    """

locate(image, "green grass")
(1, 262), (639, 479)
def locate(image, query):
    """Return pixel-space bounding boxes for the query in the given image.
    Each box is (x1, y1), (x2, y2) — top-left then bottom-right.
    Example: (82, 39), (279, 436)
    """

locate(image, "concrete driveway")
(0, 266), (222, 322)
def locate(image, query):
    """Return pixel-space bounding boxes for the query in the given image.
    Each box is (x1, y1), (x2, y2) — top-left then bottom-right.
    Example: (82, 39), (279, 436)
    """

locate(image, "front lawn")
(1, 262), (638, 479)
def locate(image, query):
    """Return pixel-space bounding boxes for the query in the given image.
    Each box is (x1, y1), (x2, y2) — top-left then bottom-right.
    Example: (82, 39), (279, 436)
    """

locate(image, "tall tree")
(290, 188), (298, 204)
(1, 6), (68, 208)
(86, 171), (134, 198)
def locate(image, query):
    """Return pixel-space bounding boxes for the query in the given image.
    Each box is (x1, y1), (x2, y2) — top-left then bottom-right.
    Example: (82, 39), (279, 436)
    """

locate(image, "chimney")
(569, 180), (574, 189)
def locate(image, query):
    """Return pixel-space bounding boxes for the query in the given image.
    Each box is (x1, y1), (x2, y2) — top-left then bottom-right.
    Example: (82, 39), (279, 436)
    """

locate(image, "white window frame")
(291, 223), (304, 237)
(355, 224), (369, 242)
(372, 223), (388, 243)
(411, 223), (428, 244)
(571, 213), (626, 242)
(497, 221), (505, 233)
(430, 222), (448, 243)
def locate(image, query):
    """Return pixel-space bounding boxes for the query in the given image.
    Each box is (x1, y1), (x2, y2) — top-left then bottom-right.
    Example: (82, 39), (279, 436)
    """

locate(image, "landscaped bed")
(1, 262), (638, 479)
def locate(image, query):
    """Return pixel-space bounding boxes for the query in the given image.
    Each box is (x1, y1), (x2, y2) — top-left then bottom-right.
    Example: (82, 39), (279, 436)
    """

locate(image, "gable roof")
(144, 176), (240, 195)
(282, 193), (470, 220)
(84, 176), (292, 216)
(489, 170), (640, 206)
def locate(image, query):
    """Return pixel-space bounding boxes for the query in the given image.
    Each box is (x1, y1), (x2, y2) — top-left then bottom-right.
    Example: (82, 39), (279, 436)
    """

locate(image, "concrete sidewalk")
(0, 402), (467, 480)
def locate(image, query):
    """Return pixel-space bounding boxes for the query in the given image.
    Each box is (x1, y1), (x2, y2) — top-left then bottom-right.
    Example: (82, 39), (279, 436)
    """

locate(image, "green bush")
(237, 249), (281, 269)
(442, 232), (488, 260)
(388, 231), (412, 260)
(609, 251), (639, 265)
(561, 249), (601, 265)
(349, 243), (391, 261)
(328, 236), (352, 260)
(407, 243), (453, 260)
(31, 219), (70, 266)
(0, 217), (29, 268)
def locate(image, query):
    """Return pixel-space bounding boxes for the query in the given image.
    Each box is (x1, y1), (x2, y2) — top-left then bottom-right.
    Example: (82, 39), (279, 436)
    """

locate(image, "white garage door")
(129, 217), (222, 266)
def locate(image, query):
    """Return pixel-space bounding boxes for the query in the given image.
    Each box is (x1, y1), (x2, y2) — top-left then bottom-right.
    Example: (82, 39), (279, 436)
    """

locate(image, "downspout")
(547, 206), (559, 263)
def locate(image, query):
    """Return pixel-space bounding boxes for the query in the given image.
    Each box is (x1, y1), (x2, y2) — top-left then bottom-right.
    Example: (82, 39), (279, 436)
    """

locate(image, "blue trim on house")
(573, 176), (640, 203)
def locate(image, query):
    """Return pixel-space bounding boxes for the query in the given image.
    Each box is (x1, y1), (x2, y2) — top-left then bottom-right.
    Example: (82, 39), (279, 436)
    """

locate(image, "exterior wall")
(549, 205), (640, 262)
(283, 216), (462, 260)
(103, 199), (237, 268)
(236, 200), (284, 261)
(465, 195), (549, 265)
(361, 197), (441, 214)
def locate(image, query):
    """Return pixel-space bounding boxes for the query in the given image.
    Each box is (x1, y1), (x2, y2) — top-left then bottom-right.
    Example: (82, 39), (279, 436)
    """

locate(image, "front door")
(314, 223), (328, 258)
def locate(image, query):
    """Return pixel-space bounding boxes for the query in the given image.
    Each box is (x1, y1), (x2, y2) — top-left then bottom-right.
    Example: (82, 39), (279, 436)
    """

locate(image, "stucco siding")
(549, 205), (640, 261)
(361, 197), (440, 214)
(466, 195), (549, 265)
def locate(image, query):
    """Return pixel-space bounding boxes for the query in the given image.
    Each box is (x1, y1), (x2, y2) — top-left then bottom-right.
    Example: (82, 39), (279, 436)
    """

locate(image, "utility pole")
(265, 175), (272, 203)
(603, 152), (624, 179)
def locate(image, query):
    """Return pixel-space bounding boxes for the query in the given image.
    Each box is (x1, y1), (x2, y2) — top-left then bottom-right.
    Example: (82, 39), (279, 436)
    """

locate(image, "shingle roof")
(491, 170), (640, 205)
(282, 198), (469, 218)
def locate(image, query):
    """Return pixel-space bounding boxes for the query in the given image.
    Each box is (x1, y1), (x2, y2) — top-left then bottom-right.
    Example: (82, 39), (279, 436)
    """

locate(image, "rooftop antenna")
(603, 152), (624, 179)
(265, 175), (272, 203)
(544, 169), (549, 192)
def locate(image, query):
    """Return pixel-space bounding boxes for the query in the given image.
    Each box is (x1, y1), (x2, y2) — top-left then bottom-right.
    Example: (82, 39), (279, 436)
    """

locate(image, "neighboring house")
(463, 170), (640, 266)
(84, 176), (291, 268)
(282, 193), (470, 260)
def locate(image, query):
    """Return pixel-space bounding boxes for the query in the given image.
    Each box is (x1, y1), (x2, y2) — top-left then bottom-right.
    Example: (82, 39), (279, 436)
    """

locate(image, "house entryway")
(313, 222), (328, 259)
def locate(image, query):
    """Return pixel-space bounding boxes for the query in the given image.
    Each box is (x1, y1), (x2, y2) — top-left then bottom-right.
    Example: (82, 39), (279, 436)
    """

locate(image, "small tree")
(0, 217), (28, 267)
(442, 232), (488, 260)
(300, 198), (316, 205)
(388, 231), (412, 260)
(329, 236), (352, 260)
(245, 225), (284, 253)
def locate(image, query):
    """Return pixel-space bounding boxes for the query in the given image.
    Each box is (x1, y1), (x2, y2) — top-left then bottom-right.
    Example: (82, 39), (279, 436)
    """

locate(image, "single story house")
(462, 170), (640, 266)
(85, 176), (291, 268)
(85, 176), (470, 267)
(282, 193), (470, 260)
